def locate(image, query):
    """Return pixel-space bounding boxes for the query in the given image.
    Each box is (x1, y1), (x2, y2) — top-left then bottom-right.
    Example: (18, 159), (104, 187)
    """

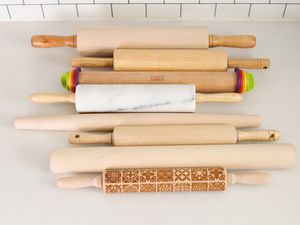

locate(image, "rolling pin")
(62, 67), (254, 93)
(56, 168), (271, 193)
(31, 27), (256, 57)
(72, 49), (270, 71)
(69, 125), (280, 146)
(30, 84), (242, 113)
(14, 113), (260, 131)
(49, 144), (296, 173)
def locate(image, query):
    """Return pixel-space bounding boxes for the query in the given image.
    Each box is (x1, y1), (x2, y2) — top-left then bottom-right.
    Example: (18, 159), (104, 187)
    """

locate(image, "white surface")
(75, 84), (196, 112)
(0, 21), (300, 225)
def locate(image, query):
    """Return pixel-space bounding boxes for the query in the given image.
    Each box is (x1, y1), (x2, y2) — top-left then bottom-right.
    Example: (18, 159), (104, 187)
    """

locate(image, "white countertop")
(1, 21), (300, 225)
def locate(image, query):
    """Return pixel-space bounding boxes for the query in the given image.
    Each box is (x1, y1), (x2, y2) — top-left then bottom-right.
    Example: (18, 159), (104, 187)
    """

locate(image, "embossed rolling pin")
(56, 168), (271, 193)
(30, 84), (242, 113)
(69, 125), (279, 146)
(71, 49), (270, 71)
(50, 144), (296, 173)
(62, 67), (254, 93)
(31, 27), (256, 57)
(14, 113), (260, 131)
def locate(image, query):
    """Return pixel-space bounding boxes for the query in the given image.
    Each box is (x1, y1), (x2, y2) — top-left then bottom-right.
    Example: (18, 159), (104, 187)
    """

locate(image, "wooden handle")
(31, 35), (77, 48)
(57, 174), (102, 189)
(69, 133), (112, 145)
(196, 93), (242, 103)
(72, 57), (113, 68)
(228, 172), (272, 185)
(238, 130), (280, 142)
(209, 35), (256, 48)
(228, 58), (270, 69)
(30, 93), (75, 103)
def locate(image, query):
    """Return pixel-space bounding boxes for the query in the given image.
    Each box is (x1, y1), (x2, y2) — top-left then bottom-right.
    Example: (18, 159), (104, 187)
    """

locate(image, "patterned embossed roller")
(61, 67), (254, 93)
(56, 167), (272, 193)
(31, 27), (256, 57)
(71, 49), (270, 71)
(30, 84), (242, 113)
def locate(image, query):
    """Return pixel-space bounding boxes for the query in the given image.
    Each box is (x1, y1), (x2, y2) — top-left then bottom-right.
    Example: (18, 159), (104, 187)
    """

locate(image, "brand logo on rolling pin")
(150, 75), (165, 81)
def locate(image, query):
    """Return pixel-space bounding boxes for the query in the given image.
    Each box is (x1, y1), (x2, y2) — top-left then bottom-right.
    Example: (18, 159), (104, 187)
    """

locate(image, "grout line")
(180, 3), (182, 18)
(75, 4), (79, 18)
(110, 3), (113, 18)
(145, 3), (147, 18)
(6, 5), (11, 20)
(214, 3), (217, 17)
(248, 3), (252, 17)
(282, 3), (287, 18)
(22, 0), (24, 4)
(40, 4), (45, 18)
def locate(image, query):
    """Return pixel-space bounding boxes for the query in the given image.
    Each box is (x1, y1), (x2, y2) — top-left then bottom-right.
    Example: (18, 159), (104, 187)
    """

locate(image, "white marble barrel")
(75, 84), (196, 113)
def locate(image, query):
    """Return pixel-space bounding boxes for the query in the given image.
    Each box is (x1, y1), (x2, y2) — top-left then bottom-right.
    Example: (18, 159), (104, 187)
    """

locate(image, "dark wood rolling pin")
(62, 67), (254, 93)
(31, 27), (256, 56)
(71, 49), (270, 71)
(57, 167), (271, 193)
(69, 124), (280, 146)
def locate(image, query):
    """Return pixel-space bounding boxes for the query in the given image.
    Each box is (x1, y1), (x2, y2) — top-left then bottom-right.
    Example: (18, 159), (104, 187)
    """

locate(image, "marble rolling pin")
(49, 144), (296, 173)
(56, 168), (271, 193)
(31, 27), (256, 56)
(72, 49), (270, 71)
(62, 67), (254, 93)
(69, 125), (279, 146)
(30, 84), (242, 113)
(14, 113), (260, 131)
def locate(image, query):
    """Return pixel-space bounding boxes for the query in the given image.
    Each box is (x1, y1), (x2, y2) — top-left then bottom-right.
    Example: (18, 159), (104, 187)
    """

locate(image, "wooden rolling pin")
(30, 84), (242, 113)
(71, 49), (270, 71)
(50, 144), (296, 173)
(31, 27), (256, 57)
(69, 125), (280, 146)
(14, 113), (260, 131)
(62, 67), (254, 93)
(57, 167), (271, 193)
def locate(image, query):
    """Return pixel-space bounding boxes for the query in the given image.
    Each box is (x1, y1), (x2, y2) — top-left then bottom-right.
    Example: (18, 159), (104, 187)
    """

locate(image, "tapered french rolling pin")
(56, 167), (271, 193)
(14, 113), (260, 131)
(31, 27), (256, 57)
(69, 125), (279, 146)
(71, 49), (270, 71)
(50, 144), (296, 173)
(30, 84), (242, 113)
(62, 67), (254, 93)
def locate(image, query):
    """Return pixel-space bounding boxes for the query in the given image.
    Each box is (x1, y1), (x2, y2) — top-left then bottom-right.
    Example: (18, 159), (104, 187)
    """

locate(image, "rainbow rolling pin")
(61, 67), (254, 93)
(57, 167), (271, 193)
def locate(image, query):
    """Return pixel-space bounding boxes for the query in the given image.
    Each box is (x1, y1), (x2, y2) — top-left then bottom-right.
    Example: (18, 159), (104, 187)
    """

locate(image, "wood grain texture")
(209, 35), (256, 48)
(228, 58), (270, 69)
(31, 35), (77, 48)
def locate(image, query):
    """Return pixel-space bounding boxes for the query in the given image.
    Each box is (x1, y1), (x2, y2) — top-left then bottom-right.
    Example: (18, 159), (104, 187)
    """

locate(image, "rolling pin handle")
(57, 175), (102, 189)
(237, 130), (280, 142)
(31, 35), (77, 48)
(196, 93), (243, 103)
(228, 172), (272, 185)
(228, 58), (271, 69)
(209, 35), (256, 48)
(30, 93), (75, 103)
(68, 133), (112, 145)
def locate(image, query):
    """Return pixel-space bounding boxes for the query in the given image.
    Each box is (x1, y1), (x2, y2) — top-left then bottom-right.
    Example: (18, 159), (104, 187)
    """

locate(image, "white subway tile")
(9, 5), (43, 20)
(271, 0), (300, 3)
(285, 4), (300, 19)
(131, 0), (162, 3)
(166, 0), (198, 3)
(43, 4), (77, 20)
(201, 0), (233, 3)
(181, 4), (215, 18)
(24, 0), (58, 3)
(96, 0), (128, 3)
(147, 4), (180, 18)
(78, 4), (111, 19)
(235, 0), (269, 3)
(217, 3), (249, 18)
(112, 4), (145, 18)
(250, 4), (285, 18)
(59, 0), (93, 3)
(0, 5), (9, 20)
(0, 0), (23, 4)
